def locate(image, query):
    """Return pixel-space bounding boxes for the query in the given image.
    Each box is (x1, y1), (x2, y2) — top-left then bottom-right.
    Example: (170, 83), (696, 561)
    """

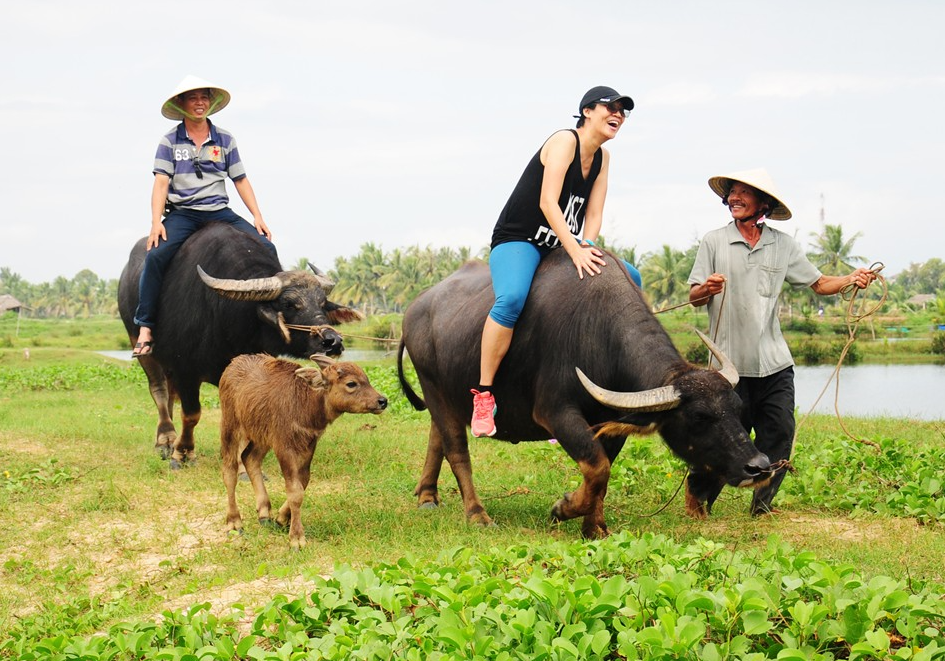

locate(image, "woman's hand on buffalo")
(569, 243), (607, 279)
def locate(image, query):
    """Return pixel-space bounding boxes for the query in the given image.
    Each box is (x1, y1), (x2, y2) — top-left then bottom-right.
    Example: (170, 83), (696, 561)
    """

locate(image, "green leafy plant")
(6, 533), (943, 659)
(2, 458), (75, 494)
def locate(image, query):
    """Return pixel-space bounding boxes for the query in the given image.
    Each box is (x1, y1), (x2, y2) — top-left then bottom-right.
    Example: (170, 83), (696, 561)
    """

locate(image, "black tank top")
(491, 129), (603, 250)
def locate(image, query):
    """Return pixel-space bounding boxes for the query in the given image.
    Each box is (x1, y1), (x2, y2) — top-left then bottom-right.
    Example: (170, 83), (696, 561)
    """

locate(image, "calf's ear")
(308, 354), (340, 385)
(294, 367), (326, 389)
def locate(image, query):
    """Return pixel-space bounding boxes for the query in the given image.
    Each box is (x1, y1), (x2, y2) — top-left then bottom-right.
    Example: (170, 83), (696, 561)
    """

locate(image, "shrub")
(684, 342), (709, 365)
(932, 331), (945, 356)
(795, 339), (828, 364)
(787, 318), (818, 335)
(827, 338), (861, 364)
(361, 313), (403, 341)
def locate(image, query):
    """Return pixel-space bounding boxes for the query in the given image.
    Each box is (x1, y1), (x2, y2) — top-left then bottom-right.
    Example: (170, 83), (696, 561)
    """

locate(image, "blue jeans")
(133, 207), (277, 328)
(488, 241), (643, 329)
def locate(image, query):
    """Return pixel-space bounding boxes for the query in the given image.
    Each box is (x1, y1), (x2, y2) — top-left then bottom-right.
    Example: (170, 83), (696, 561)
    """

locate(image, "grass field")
(0, 319), (943, 658)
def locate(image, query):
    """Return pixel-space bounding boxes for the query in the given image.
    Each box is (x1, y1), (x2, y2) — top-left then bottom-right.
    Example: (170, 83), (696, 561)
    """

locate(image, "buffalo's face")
(577, 364), (772, 490)
(198, 266), (361, 358)
(271, 285), (354, 357)
(659, 372), (772, 488)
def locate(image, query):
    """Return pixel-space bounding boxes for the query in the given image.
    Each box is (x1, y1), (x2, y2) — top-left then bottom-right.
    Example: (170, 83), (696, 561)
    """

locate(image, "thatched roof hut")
(0, 294), (25, 314)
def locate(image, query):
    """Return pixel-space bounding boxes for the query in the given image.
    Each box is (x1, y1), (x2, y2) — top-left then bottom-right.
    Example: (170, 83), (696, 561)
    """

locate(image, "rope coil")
(794, 262), (888, 451)
(639, 262), (887, 517)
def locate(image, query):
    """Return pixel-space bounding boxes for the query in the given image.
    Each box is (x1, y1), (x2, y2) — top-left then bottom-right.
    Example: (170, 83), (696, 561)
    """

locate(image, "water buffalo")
(117, 222), (361, 468)
(397, 249), (773, 537)
(220, 353), (388, 549)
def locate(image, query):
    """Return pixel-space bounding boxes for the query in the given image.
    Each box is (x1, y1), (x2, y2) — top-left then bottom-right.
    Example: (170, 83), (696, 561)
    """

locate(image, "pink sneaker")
(470, 389), (497, 437)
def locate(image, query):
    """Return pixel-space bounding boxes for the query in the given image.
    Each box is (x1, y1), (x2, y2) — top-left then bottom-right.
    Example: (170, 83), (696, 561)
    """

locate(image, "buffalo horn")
(307, 264), (336, 294)
(576, 367), (681, 412)
(694, 329), (739, 387)
(197, 265), (283, 302)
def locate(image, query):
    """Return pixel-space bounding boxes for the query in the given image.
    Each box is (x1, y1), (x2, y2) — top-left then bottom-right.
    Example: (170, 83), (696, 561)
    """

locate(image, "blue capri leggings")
(488, 241), (643, 328)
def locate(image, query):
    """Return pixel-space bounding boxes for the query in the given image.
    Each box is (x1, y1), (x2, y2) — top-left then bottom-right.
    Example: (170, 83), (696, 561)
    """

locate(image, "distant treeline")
(3, 227), (944, 319)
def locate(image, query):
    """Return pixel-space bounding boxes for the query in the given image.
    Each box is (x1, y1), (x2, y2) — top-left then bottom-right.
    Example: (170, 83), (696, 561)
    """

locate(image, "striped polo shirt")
(153, 120), (246, 211)
(688, 221), (822, 378)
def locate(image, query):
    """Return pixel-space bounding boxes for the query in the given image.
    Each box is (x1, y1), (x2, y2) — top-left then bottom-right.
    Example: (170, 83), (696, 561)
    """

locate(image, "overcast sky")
(2, 1), (942, 284)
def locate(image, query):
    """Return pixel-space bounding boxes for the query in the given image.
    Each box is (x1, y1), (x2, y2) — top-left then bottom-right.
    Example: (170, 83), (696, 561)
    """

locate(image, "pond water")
(98, 348), (393, 363)
(98, 351), (944, 421)
(794, 363), (945, 421)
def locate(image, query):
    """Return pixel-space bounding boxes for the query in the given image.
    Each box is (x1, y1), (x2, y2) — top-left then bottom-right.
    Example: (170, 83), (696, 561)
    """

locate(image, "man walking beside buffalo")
(687, 168), (875, 516)
(132, 75), (276, 358)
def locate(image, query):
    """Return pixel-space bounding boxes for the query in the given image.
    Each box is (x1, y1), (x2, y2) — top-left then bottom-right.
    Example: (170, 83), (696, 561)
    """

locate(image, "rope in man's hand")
(796, 261), (888, 451)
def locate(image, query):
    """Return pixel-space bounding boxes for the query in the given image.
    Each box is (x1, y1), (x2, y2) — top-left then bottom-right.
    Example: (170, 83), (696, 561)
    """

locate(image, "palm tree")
(332, 243), (389, 313)
(0, 267), (27, 301)
(640, 245), (690, 309)
(291, 257), (311, 272)
(72, 269), (100, 318)
(807, 224), (866, 275)
(48, 276), (74, 317)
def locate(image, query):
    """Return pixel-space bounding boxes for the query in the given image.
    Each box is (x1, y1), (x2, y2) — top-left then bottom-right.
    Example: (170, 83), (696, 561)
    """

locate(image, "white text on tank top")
(533, 193), (585, 248)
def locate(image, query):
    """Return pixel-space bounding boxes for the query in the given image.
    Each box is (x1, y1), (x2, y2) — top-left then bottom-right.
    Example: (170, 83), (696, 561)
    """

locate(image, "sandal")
(131, 341), (154, 359)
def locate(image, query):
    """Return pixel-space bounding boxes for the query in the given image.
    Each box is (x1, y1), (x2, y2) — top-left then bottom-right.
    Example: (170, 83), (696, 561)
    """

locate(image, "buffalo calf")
(219, 353), (387, 549)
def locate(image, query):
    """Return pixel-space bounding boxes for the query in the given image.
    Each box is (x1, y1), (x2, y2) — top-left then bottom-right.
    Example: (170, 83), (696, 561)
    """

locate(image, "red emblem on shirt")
(208, 146), (222, 162)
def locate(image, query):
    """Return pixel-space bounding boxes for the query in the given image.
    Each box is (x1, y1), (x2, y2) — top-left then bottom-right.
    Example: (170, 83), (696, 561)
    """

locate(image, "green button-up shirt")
(688, 221), (821, 378)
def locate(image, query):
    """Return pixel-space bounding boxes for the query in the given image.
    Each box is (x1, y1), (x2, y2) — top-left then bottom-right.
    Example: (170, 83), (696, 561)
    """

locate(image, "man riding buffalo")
(119, 75), (361, 466)
(132, 75), (274, 358)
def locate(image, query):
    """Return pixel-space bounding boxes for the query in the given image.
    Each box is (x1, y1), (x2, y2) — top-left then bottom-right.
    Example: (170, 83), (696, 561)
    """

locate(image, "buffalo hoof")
(169, 457), (196, 470)
(684, 490), (710, 519)
(550, 492), (573, 522)
(156, 445), (172, 460)
(582, 522), (609, 539)
(468, 512), (496, 528)
(685, 504), (709, 520)
(418, 501), (438, 510)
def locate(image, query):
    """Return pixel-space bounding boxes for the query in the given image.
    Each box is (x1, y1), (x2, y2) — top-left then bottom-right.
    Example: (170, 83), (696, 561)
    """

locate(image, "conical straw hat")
(161, 75), (231, 120)
(708, 168), (792, 220)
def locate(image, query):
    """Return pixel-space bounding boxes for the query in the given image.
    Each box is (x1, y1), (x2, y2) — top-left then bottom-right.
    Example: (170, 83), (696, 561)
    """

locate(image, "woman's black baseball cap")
(575, 86), (634, 117)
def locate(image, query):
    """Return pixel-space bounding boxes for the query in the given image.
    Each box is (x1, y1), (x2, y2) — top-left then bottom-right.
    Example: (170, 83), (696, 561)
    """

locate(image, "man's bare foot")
(132, 328), (154, 358)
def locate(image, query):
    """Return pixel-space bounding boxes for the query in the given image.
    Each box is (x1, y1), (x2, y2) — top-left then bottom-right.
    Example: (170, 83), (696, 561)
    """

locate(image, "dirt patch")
(60, 484), (339, 623)
(159, 573), (327, 636)
(782, 514), (888, 542)
(0, 433), (54, 458)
